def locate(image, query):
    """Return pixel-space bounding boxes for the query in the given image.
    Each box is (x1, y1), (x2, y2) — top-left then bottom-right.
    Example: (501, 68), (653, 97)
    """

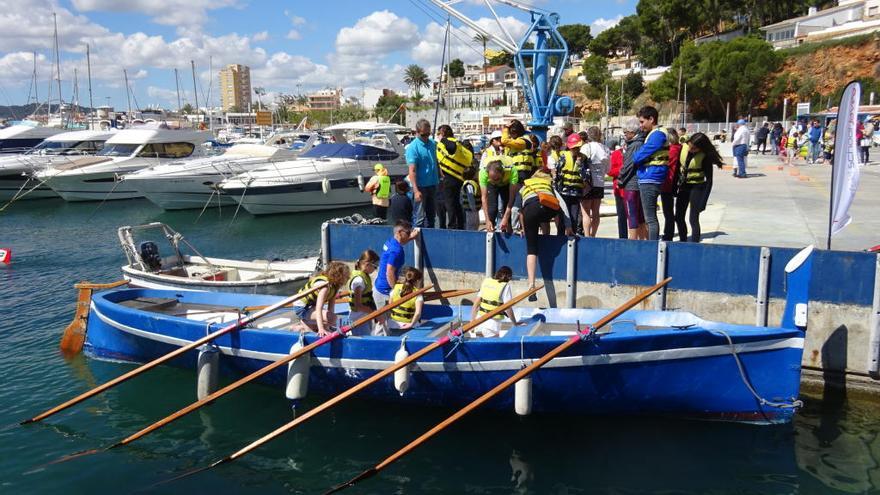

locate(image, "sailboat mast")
(190, 60), (200, 127)
(86, 43), (94, 125)
(73, 67), (79, 122)
(174, 68), (182, 126)
(208, 55), (213, 131)
(124, 68), (132, 126)
(53, 12), (63, 125)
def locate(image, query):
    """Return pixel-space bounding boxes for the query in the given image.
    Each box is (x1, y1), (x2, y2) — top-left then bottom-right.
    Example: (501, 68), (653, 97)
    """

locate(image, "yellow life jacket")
(348, 269), (375, 309)
(519, 175), (554, 204)
(679, 144), (706, 185)
(436, 137), (474, 182)
(645, 128), (670, 167)
(477, 278), (508, 320)
(459, 179), (481, 209)
(374, 175), (391, 199)
(504, 136), (534, 173)
(557, 150), (583, 192)
(299, 275), (336, 308)
(390, 283), (418, 323)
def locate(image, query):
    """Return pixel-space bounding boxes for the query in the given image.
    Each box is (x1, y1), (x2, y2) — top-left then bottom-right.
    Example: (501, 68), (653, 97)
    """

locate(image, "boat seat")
(121, 297), (179, 312)
(499, 318), (543, 340)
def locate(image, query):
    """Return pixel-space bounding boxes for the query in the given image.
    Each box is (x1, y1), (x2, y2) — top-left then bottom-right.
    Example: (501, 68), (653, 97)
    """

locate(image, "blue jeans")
(733, 144), (748, 176)
(413, 185), (437, 228)
(638, 182), (661, 241)
(809, 141), (822, 162)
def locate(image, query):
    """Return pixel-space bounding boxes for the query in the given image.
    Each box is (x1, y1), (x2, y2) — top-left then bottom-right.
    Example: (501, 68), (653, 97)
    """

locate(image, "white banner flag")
(830, 81), (861, 238)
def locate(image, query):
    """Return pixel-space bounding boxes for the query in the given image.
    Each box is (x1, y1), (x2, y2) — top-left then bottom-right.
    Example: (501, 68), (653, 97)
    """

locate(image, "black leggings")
(660, 191), (675, 241)
(486, 183), (510, 226)
(674, 183), (709, 242)
(442, 175), (464, 229)
(522, 200), (558, 255)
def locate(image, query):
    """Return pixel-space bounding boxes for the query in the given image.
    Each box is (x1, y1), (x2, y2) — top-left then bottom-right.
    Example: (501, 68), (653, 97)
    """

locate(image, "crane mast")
(428, 0), (573, 140)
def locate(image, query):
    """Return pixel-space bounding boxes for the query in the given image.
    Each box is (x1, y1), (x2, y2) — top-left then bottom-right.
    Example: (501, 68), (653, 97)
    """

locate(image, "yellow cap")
(374, 163), (385, 172)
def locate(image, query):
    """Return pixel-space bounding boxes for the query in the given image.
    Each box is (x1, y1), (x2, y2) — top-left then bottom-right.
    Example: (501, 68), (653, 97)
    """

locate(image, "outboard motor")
(139, 241), (162, 272)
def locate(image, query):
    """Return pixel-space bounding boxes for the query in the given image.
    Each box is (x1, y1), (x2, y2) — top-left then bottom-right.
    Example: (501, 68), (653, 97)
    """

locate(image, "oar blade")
(323, 468), (378, 495)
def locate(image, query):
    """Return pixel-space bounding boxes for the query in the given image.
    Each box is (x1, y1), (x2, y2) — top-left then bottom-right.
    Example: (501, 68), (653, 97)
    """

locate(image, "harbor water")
(2, 199), (880, 494)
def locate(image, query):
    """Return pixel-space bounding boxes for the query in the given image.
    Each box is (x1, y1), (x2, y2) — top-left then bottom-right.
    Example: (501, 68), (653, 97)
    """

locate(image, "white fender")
(321, 177), (331, 194)
(357, 174), (365, 192)
(196, 344), (220, 400)
(394, 339), (410, 396)
(514, 374), (532, 416)
(286, 334), (311, 400)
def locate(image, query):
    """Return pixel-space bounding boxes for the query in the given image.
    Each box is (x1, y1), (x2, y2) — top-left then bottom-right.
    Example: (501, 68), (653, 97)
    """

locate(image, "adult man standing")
(406, 119), (440, 228)
(373, 220), (421, 312)
(731, 119), (750, 178)
(632, 106), (669, 241)
(435, 124), (473, 230)
(807, 120), (823, 164)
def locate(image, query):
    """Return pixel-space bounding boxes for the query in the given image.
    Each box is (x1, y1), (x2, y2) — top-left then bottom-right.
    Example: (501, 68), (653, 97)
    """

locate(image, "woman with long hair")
(580, 126), (610, 237)
(674, 132), (723, 242)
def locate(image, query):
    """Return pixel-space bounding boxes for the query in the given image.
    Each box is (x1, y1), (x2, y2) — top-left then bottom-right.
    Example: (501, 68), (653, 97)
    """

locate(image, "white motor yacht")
(125, 143), (302, 211)
(218, 122), (408, 215)
(36, 127), (213, 202)
(0, 123), (65, 154)
(0, 129), (116, 201)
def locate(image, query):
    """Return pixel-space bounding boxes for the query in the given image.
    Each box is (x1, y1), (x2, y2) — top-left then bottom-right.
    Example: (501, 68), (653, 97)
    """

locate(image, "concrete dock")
(596, 152), (880, 252)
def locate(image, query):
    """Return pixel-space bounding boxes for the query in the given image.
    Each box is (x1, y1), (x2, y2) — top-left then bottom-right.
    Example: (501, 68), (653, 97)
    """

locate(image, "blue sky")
(0, 0), (636, 112)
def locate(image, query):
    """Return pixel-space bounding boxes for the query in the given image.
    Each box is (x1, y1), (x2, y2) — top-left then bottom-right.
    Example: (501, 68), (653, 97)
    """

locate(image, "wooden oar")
(160, 285), (542, 484)
(60, 280), (130, 356)
(325, 278), (672, 494)
(23, 283), (329, 426)
(242, 290), (351, 312)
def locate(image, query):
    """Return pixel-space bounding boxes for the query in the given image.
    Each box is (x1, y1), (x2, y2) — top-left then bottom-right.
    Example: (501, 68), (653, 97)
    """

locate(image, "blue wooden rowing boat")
(82, 247), (815, 424)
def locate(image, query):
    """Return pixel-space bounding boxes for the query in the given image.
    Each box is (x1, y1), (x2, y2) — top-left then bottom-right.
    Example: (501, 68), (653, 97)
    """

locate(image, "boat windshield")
(299, 143), (399, 161)
(29, 140), (105, 155)
(98, 143), (141, 157)
(28, 140), (69, 155)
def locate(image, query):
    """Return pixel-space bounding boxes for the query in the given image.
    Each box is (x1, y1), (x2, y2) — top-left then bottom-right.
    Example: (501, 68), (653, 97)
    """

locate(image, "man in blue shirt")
(632, 106), (670, 241)
(373, 219), (421, 311)
(807, 120), (823, 164)
(405, 119), (440, 228)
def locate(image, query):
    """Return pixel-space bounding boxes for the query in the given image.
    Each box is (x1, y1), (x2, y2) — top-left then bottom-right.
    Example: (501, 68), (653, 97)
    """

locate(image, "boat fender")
(321, 177), (331, 194)
(357, 174), (365, 192)
(286, 333), (311, 400)
(196, 343), (220, 400)
(514, 369), (532, 416)
(394, 337), (410, 396)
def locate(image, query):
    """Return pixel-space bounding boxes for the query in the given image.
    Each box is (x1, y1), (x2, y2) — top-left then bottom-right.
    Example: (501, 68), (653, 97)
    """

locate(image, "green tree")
(622, 71), (645, 107)
(487, 51), (513, 67)
(181, 103), (194, 114)
(582, 55), (610, 90)
(446, 58), (465, 78)
(404, 64), (430, 101)
(558, 24), (592, 55)
(374, 93), (408, 125)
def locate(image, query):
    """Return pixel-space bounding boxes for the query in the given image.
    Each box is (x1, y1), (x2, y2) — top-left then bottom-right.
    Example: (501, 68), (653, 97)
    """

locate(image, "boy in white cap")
(480, 130), (504, 169)
(364, 163), (391, 219)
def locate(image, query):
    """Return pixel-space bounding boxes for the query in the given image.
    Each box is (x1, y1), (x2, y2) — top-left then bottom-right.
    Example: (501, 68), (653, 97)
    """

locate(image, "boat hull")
(44, 172), (144, 201)
(84, 288), (806, 424)
(0, 173), (58, 200)
(128, 174), (238, 210)
(223, 181), (375, 215)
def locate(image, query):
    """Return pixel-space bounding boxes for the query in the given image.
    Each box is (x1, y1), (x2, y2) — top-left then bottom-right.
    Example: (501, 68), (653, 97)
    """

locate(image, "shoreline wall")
(324, 224), (880, 387)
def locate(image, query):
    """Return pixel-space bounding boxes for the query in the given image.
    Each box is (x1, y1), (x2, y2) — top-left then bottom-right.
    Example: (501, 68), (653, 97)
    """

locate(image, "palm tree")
(404, 64), (430, 102)
(473, 33), (490, 86)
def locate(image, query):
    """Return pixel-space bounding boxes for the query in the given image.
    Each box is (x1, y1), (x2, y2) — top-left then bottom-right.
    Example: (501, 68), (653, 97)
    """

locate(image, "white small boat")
(118, 222), (317, 294)
(37, 127), (213, 202)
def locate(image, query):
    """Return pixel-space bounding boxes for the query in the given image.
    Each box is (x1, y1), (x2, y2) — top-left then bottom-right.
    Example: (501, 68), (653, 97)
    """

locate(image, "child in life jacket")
(469, 266), (518, 337)
(292, 261), (350, 337)
(386, 267), (425, 334)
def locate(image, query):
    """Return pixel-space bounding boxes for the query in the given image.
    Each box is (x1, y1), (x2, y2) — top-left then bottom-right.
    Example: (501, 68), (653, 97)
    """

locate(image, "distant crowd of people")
(750, 116), (875, 167)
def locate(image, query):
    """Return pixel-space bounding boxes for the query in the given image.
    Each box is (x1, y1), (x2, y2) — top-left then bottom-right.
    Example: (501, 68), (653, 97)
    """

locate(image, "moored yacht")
(0, 129), (116, 201)
(219, 122), (408, 215)
(125, 143), (302, 211)
(0, 123), (65, 154)
(36, 127), (213, 202)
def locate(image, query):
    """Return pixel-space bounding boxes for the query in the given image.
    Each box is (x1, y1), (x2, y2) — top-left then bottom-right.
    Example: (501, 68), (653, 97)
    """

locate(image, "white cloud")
(286, 30), (301, 40)
(335, 10), (418, 56)
(252, 30), (269, 42)
(71, 0), (238, 31)
(591, 15), (623, 35)
(410, 16), (528, 68)
(290, 15), (306, 26)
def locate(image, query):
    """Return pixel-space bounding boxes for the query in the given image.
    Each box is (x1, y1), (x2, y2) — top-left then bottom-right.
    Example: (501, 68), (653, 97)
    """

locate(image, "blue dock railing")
(323, 224), (880, 375)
